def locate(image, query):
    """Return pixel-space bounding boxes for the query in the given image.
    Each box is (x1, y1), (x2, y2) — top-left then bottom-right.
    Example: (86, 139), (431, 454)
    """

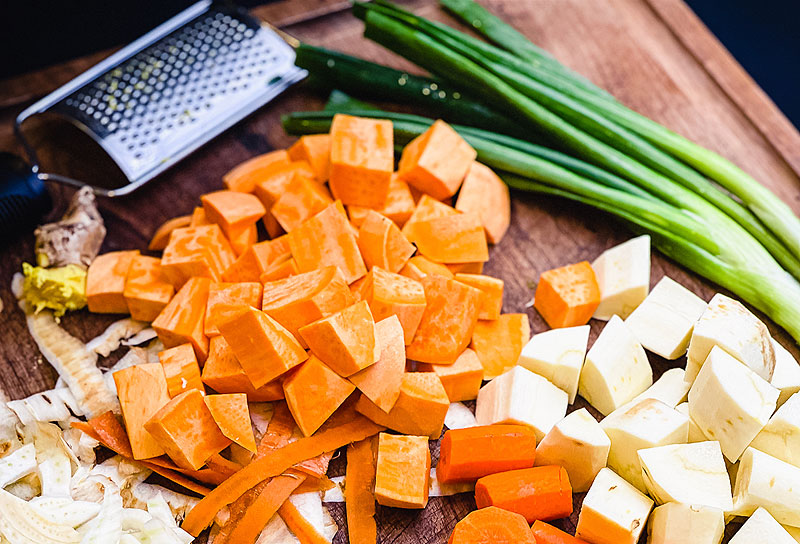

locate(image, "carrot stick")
(182, 413), (384, 536)
(531, 520), (589, 544)
(278, 500), (332, 544)
(475, 465), (573, 523)
(448, 506), (536, 544)
(345, 437), (377, 544)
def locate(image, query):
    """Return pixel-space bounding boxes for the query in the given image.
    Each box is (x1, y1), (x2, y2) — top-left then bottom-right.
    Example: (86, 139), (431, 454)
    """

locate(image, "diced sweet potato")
(471, 314), (531, 380)
(400, 255), (454, 282)
(204, 393), (257, 453)
(204, 282), (262, 337)
(160, 225), (236, 288)
(375, 433), (431, 509)
(159, 343), (205, 398)
(201, 190), (266, 239)
(407, 213), (489, 264)
(360, 267), (426, 345)
(144, 389), (231, 470)
(329, 114), (394, 208)
(397, 120), (477, 200)
(201, 336), (284, 401)
(149, 215), (192, 251)
(114, 363), (171, 459)
(418, 348), (484, 402)
(349, 315), (407, 412)
(288, 201), (367, 284)
(446, 262), (484, 275)
(87, 250), (139, 314)
(259, 255), (298, 282)
(261, 266), (354, 346)
(222, 236), (290, 283)
(123, 255), (174, 322)
(355, 372), (449, 438)
(401, 195), (458, 240)
(190, 207), (210, 227)
(348, 174), (416, 228)
(455, 273), (504, 320)
(455, 161), (511, 244)
(152, 277), (211, 362)
(223, 149), (291, 193)
(226, 223), (257, 257)
(288, 134), (331, 182)
(299, 300), (379, 377)
(270, 175), (333, 233)
(253, 161), (316, 210)
(406, 275), (482, 364)
(217, 307), (308, 388)
(357, 211), (416, 273)
(283, 355), (356, 436)
(534, 261), (601, 329)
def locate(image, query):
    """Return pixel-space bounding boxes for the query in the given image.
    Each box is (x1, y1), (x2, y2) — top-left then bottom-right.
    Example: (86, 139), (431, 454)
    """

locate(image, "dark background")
(1, 0), (798, 127)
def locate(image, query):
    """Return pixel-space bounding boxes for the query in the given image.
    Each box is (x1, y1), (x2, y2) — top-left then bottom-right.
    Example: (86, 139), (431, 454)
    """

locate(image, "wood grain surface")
(1, 0), (799, 542)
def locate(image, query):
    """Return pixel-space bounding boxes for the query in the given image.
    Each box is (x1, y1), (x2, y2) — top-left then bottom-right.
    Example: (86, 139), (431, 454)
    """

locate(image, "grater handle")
(0, 153), (52, 242)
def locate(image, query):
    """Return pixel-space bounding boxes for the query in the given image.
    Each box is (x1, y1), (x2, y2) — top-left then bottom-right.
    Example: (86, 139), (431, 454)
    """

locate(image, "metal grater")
(14, 0), (306, 197)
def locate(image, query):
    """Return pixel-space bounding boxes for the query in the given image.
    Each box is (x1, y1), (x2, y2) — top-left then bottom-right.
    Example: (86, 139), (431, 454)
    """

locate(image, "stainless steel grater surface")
(15, 0), (306, 196)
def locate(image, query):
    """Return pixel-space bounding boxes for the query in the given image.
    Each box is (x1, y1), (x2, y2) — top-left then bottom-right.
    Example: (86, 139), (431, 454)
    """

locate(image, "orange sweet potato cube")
(87, 250), (139, 314)
(360, 267), (426, 345)
(455, 273), (504, 320)
(299, 300), (379, 377)
(201, 190), (266, 238)
(270, 174), (333, 233)
(222, 236), (290, 283)
(253, 161), (316, 210)
(406, 275), (482, 364)
(406, 213), (489, 264)
(401, 195), (458, 240)
(144, 389), (231, 470)
(114, 363), (171, 459)
(217, 307), (308, 388)
(357, 211), (416, 274)
(223, 149), (291, 193)
(204, 282), (262, 337)
(375, 433), (431, 509)
(349, 315), (406, 412)
(418, 348), (484, 402)
(259, 255), (299, 282)
(160, 225), (236, 288)
(348, 174), (416, 228)
(226, 223), (258, 257)
(152, 277), (211, 362)
(288, 134), (331, 182)
(329, 114), (394, 208)
(159, 343), (205, 397)
(190, 207), (210, 226)
(399, 255), (454, 282)
(149, 215), (191, 251)
(204, 393), (257, 453)
(455, 161), (511, 244)
(123, 255), (174, 322)
(397, 120), (477, 200)
(283, 355), (356, 436)
(446, 262), (484, 275)
(533, 261), (601, 329)
(471, 313), (531, 380)
(288, 201), (367, 284)
(201, 336), (284, 401)
(355, 372), (449, 438)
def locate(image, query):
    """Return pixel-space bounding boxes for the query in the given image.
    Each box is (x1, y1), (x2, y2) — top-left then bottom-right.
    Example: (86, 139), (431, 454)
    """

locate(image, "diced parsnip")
(675, 402), (708, 443)
(729, 507), (796, 544)
(475, 366), (568, 442)
(750, 392), (800, 468)
(575, 467), (653, 544)
(518, 325), (589, 404)
(688, 346), (778, 462)
(591, 235), (650, 321)
(534, 408), (610, 492)
(638, 441), (733, 510)
(631, 367), (691, 408)
(771, 338), (800, 407)
(578, 315), (653, 416)
(647, 502), (725, 544)
(600, 398), (688, 491)
(624, 276), (706, 359)
(686, 294), (775, 384)
(731, 447), (800, 526)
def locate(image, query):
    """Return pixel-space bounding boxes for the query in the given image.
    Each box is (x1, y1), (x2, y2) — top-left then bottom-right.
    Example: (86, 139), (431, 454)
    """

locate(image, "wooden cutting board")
(1, 0), (799, 542)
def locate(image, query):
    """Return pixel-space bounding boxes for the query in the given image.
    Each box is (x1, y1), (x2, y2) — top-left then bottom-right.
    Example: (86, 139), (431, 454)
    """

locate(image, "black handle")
(0, 153), (52, 242)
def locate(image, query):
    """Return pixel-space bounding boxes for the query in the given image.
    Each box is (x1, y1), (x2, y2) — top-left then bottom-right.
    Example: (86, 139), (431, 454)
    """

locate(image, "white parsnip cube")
(731, 447), (800, 526)
(475, 366), (567, 442)
(729, 507), (796, 544)
(638, 441), (733, 510)
(600, 398), (688, 491)
(675, 402), (708, 443)
(578, 315), (653, 416)
(750, 392), (800, 468)
(686, 293), (775, 383)
(688, 346), (778, 462)
(771, 338), (800, 407)
(591, 235), (651, 321)
(517, 325), (589, 403)
(534, 408), (610, 492)
(575, 467), (653, 544)
(631, 367), (690, 408)
(647, 502), (725, 544)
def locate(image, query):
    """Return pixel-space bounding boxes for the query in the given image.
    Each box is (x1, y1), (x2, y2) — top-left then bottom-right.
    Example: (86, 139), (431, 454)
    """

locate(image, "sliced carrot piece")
(533, 261), (601, 328)
(349, 315), (406, 412)
(123, 255), (174, 322)
(259, 254), (299, 281)
(401, 194), (458, 240)
(204, 281), (262, 337)
(218, 306), (308, 388)
(355, 372), (449, 438)
(299, 300), (379, 377)
(455, 273), (503, 320)
(531, 521), (589, 544)
(345, 437), (377, 544)
(418, 347), (483, 402)
(145, 389), (231, 471)
(358, 210), (416, 273)
(446, 261), (484, 275)
(86, 250), (139, 314)
(398, 120), (477, 200)
(201, 336), (285, 401)
(288, 134), (331, 182)
(448, 506), (536, 544)
(374, 433), (430, 509)
(223, 149), (291, 193)
(470, 313), (531, 380)
(400, 255), (454, 282)
(226, 222), (258, 257)
(204, 393), (257, 453)
(455, 161), (511, 244)
(113, 363), (171, 459)
(261, 265), (354, 346)
(201, 190), (266, 238)
(406, 275), (482, 364)
(149, 215), (191, 251)
(160, 225), (236, 288)
(288, 201), (367, 284)
(475, 465), (573, 523)
(190, 207), (210, 227)
(271, 174), (333, 233)
(283, 355), (356, 436)
(222, 235), (290, 283)
(437, 424), (538, 484)
(329, 114), (393, 208)
(159, 343), (204, 397)
(348, 174), (416, 229)
(152, 277), (211, 362)
(408, 213), (489, 264)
